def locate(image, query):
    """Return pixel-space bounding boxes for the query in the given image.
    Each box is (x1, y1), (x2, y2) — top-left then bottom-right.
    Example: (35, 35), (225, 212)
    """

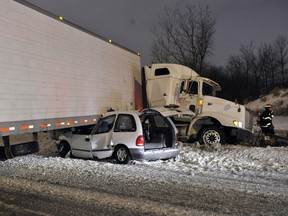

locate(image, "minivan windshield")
(92, 115), (116, 134)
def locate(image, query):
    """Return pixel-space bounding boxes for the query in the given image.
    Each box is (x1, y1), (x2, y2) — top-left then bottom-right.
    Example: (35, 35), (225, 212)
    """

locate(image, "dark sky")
(25, 0), (288, 67)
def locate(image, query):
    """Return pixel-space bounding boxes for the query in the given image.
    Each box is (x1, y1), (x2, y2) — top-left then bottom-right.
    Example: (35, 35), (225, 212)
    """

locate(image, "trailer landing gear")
(1, 133), (40, 159)
(2, 136), (13, 159)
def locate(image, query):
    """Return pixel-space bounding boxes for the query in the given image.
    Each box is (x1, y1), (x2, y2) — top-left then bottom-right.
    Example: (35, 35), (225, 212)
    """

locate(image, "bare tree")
(239, 42), (257, 97)
(274, 35), (288, 86)
(226, 36), (288, 101)
(150, 5), (215, 75)
(257, 43), (278, 93)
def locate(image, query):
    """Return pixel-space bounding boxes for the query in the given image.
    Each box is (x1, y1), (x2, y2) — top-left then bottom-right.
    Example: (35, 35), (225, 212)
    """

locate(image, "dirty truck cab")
(143, 63), (254, 145)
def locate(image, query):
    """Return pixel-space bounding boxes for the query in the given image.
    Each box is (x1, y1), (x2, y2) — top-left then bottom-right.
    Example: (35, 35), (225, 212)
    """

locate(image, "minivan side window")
(93, 115), (116, 134)
(114, 114), (136, 132)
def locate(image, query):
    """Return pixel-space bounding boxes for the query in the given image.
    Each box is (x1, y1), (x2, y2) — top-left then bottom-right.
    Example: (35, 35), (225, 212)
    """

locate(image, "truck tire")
(58, 141), (71, 158)
(114, 145), (130, 164)
(11, 141), (39, 156)
(0, 147), (7, 160)
(199, 126), (226, 146)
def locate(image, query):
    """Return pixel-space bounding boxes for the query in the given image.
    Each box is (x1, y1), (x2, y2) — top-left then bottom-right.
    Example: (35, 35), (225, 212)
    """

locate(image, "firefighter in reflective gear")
(258, 104), (275, 136)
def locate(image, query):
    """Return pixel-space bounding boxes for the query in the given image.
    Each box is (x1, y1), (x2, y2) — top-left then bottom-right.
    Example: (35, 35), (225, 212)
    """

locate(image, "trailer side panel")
(0, 0), (141, 124)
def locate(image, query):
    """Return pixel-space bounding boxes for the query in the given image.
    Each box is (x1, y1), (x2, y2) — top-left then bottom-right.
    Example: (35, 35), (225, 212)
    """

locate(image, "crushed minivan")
(57, 107), (194, 164)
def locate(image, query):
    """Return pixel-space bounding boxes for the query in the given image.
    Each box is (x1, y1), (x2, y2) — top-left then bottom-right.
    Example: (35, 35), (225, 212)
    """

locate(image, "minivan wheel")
(199, 126), (226, 146)
(58, 141), (71, 158)
(114, 146), (130, 164)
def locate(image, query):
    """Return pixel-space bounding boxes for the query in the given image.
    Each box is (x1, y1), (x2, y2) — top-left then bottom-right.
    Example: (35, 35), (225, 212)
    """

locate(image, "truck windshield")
(180, 80), (198, 94)
(202, 82), (216, 96)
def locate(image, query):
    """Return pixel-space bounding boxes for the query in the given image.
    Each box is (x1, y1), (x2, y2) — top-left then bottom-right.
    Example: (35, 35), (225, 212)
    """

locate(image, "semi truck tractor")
(142, 63), (255, 145)
(0, 0), (142, 158)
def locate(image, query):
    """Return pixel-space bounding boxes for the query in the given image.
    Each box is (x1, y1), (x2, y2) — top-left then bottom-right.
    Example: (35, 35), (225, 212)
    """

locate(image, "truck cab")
(143, 63), (254, 145)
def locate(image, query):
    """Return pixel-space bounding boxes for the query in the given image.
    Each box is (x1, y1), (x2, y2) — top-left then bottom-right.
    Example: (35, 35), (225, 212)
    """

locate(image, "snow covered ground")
(246, 88), (288, 116)
(0, 89), (287, 215)
(1, 114), (287, 188)
(1, 89), (288, 193)
(1, 130), (288, 215)
(1, 119), (288, 196)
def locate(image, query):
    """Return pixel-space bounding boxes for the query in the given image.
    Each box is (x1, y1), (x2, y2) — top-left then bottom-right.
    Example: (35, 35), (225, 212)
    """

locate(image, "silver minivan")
(58, 108), (193, 164)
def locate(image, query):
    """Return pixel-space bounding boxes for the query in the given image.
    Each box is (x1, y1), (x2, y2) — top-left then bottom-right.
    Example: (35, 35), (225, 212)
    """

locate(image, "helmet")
(265, 104), (273, 110)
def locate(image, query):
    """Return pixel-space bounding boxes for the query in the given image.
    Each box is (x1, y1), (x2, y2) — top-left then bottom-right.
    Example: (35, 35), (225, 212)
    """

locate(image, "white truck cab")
(143, 63), (254, 145)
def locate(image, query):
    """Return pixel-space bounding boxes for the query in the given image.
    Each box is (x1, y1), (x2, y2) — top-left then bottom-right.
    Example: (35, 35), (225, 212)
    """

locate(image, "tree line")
(224, 36), (288, 103)
(150, 5), (288, 104)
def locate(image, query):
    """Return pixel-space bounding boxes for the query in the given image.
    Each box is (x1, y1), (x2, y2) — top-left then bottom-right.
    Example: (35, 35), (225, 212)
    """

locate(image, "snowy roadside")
(0, 117), (287, 207)
(1, 134), (288, 197)
(1, 129), (288, 215)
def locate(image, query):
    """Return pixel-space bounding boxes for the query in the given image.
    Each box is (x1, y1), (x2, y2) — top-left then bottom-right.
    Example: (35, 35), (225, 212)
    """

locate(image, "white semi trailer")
(0, 0), (141, 158)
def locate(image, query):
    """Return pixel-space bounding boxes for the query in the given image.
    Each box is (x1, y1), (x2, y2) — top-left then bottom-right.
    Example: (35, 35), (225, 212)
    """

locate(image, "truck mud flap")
(10, 141), (39, 156)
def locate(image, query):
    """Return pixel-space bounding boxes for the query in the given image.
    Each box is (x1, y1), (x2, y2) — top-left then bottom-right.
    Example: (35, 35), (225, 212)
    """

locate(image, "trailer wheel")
(11, 141), (39, 156)
(0, 147), (7, 161)
(114, 145), (130, 164)
(58, 141), (72, 158)
(199, 126), (226, 146)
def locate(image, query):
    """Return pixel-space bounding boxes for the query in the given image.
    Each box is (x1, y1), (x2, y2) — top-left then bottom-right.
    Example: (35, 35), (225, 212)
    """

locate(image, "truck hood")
(141, 106), (195, 117)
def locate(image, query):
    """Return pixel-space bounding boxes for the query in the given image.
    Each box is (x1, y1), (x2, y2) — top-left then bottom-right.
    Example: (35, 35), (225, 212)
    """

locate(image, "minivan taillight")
(136, 135), (144, 146)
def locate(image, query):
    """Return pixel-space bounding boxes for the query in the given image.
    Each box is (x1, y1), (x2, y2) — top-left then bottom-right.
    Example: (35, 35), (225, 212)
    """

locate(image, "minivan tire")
(114, 145), (130, 164)
(58, 141), (71, 158)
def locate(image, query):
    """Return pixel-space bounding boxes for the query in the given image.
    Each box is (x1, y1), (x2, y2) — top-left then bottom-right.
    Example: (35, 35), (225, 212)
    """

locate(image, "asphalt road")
(1, 165), (288, 216)
(0, 185), (142, 216)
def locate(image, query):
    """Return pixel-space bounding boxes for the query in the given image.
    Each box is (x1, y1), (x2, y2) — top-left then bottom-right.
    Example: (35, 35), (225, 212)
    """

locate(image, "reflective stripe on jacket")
(259, 110), (273, 128)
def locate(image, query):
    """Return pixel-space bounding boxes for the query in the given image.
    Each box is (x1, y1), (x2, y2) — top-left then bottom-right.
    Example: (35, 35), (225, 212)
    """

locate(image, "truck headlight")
(233, 120), (243, 128)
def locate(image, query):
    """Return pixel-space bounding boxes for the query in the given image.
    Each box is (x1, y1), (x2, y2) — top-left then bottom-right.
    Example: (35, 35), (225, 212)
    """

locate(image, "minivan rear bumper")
(129, 147), (180, 161)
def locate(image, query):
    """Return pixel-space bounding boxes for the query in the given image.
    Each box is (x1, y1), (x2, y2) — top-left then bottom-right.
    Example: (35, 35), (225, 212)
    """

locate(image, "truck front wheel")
(199, 126), (226, 146)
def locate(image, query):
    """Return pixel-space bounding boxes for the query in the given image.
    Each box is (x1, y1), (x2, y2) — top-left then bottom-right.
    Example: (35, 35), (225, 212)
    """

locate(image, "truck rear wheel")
(199, 126), (226, 146)
(0, 147), (7, 160)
